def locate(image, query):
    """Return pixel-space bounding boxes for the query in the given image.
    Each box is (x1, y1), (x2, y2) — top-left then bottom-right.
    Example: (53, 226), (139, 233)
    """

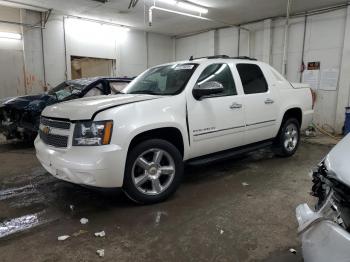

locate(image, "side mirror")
(192, 81), (224, 100)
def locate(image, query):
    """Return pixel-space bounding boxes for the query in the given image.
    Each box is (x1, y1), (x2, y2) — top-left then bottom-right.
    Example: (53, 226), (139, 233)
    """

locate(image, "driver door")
(187, 63), (246, 158)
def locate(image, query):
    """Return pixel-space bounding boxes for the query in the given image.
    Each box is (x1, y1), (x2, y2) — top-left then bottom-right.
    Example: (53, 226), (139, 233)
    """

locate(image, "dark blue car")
(0, 77), (132, 141)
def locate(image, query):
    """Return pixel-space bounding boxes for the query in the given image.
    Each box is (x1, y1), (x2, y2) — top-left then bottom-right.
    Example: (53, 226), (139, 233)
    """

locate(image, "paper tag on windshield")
(175, 65), (194, 70)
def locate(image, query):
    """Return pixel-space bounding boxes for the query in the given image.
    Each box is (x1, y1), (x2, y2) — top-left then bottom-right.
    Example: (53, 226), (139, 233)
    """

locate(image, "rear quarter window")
(236, 64), (268, 94)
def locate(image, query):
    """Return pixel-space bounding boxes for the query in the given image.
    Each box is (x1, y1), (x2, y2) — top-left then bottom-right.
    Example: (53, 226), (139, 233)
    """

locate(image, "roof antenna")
(189, 55), (194, 61)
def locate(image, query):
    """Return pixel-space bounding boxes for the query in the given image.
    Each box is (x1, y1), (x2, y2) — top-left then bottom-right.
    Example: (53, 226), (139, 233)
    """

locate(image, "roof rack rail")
(189, 55), (257, 61)
(233, 56), (257, 61)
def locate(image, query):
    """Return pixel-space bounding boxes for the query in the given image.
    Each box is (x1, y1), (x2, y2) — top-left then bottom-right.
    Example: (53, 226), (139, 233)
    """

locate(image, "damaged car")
(296, 134), (350, 262)
(0, 77), (132, 141)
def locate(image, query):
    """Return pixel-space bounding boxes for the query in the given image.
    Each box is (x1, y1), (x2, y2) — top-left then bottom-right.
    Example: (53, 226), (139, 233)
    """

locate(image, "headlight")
(73, 120), (113, 146)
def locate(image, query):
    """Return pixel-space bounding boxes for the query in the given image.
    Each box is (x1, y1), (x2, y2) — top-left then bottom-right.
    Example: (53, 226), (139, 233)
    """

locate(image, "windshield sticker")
(175, 65), (194, 70)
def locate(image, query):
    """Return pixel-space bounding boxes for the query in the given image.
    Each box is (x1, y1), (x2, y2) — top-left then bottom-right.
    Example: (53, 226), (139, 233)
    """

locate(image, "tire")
(123, 139), (184, 204)
(273, 118), (300, 157)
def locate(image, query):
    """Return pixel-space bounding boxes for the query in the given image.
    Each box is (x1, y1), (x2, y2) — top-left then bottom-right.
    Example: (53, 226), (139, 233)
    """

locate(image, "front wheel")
(123, 139), (184, 204)
(273, 118), (300, 157)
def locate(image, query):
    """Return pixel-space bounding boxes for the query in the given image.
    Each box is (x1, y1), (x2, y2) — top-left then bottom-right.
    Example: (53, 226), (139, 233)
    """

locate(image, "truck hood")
(42, 94), (159, 120)
(325, 134), (350, 186)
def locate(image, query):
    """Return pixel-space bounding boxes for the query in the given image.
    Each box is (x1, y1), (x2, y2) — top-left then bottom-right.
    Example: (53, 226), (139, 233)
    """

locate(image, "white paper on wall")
(302, 70), (320, 90)
(319, 68), (339, 91)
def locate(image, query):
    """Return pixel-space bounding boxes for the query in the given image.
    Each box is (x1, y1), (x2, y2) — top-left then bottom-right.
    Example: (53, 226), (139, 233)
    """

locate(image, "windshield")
(48, 82), (86, 101)
(123, 63), (198, 95)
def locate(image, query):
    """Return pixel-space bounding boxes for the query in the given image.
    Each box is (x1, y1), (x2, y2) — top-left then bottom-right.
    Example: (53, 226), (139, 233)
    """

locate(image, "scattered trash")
(94, 231), (106, 237)
(73, 230), (88, 237)
(242, 182), (249, 187)
(69, 205), (74, 211)
(58, 235), (70, 241)
(80, 218), (89, 225)
(96, 249), (105, 257)
(154, 211), (168, 226)
(220, 229), (224, 235)
(289, 248), (297, 254)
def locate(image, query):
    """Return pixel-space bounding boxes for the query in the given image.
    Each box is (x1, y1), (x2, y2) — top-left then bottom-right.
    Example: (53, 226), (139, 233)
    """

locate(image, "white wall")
(148, 32), (174, 67)
(175, 31), (215, 60)
(22, 9), (45, 94)
(42, 15), (174, 86)
(216, 27), (239, 57)
(0, 9), (174, 94)
(0, 6), (25, 98)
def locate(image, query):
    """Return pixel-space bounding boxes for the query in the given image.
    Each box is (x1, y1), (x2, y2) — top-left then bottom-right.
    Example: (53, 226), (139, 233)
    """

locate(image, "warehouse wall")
(0, 9), (174, 96)
(43, 14), (174, 87)
(174, 7), (350, 133)
(0, 6), (25, 98)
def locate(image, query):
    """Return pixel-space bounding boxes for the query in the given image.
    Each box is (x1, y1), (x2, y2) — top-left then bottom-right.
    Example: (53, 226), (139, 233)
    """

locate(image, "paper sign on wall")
(303, 70), (320, 90)
(319, 68), (339, 91)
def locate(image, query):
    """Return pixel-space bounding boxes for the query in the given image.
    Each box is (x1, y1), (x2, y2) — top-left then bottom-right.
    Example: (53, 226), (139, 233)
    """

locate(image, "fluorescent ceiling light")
(157, 0), (208, 14)
(150, 6), (210, 21)
(0, 32), (21, 40)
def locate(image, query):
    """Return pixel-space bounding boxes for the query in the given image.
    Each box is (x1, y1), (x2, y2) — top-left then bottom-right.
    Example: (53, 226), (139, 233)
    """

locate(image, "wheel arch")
(281, 107), (302, 127)
(127, 127), (185, 158)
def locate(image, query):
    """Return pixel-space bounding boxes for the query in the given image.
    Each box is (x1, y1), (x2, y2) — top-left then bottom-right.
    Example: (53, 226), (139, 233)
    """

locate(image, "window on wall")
(236, 64), (268, 94)
(196, 63), (237, 97)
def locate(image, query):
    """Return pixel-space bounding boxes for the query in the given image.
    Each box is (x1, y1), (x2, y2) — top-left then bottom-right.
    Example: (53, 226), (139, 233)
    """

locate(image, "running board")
(186, 140), (273, 166)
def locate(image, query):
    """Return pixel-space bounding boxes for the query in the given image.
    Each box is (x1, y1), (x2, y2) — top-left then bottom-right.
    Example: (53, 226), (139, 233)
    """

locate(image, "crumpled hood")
(325, 133), (350, 186)
(0, 94), (53, 111)
(42, 94), (159, 120)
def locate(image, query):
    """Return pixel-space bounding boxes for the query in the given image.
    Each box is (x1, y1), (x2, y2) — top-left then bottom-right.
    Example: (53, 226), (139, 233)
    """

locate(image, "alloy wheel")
(131, 148), (176, 195)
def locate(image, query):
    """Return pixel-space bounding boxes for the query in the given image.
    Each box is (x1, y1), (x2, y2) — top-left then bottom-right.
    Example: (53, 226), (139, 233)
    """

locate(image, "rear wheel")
(273, 118), (300, 157)
(123, 139), (184, 204)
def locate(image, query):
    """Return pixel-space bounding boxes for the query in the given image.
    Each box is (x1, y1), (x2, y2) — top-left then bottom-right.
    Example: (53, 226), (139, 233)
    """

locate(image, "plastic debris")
(80, 218), (89, 225)
(94, 231), (106, 237)
(73, 230), (88, 237)
(289, 248), (297, 254)
(96, 249), (105, 257)
(69, 205), (74, 211)
(58, 235), (70, 241)
(220, 229), (224, 235)
(242, 182), (249, 186)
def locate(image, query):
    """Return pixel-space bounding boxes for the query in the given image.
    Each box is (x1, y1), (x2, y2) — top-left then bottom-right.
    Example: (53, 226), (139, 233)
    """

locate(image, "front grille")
(40, 117), (70, 130)
(39, 130), (68, 148)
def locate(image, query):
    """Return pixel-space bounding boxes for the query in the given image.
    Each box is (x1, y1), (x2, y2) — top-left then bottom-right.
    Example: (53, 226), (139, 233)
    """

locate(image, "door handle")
(230, 102), (242, 109)
(265, 98), (274, 104)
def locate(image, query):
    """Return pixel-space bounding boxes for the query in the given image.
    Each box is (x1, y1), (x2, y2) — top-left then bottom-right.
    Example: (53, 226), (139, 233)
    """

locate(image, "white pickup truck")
(35, 56), (314, 204)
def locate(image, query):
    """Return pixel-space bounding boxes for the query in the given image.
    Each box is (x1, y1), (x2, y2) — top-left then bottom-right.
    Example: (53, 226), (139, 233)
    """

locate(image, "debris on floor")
(73, 230), (88, 237)
(80, 218), (89, 224)
(96, 249), (105, 257)
(242, 182), (249, 187)
(94, 231), (106, 237)
(57, 235), (70, 241)
(289, 248), (297, 254)
(220, 229), (224, 235)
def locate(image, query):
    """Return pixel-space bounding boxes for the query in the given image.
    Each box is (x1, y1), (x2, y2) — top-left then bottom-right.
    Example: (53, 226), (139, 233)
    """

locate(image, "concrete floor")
(0, 139), (334, 261)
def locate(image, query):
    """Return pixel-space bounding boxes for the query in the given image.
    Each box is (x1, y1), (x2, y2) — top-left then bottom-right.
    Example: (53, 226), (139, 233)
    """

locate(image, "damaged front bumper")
(35, 137), (126, 188)
(296, 194), (350, 262)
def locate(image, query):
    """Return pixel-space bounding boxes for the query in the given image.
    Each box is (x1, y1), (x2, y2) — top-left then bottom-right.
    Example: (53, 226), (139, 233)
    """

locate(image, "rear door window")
(236, 64), (268, 94)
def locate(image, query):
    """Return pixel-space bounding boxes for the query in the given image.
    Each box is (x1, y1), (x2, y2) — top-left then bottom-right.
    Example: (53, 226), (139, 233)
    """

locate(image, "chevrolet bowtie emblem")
(42, 126), (50, 135)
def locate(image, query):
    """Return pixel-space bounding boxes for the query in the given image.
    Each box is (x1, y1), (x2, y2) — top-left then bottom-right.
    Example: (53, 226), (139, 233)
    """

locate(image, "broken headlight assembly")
(73, 120), (113, 146)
